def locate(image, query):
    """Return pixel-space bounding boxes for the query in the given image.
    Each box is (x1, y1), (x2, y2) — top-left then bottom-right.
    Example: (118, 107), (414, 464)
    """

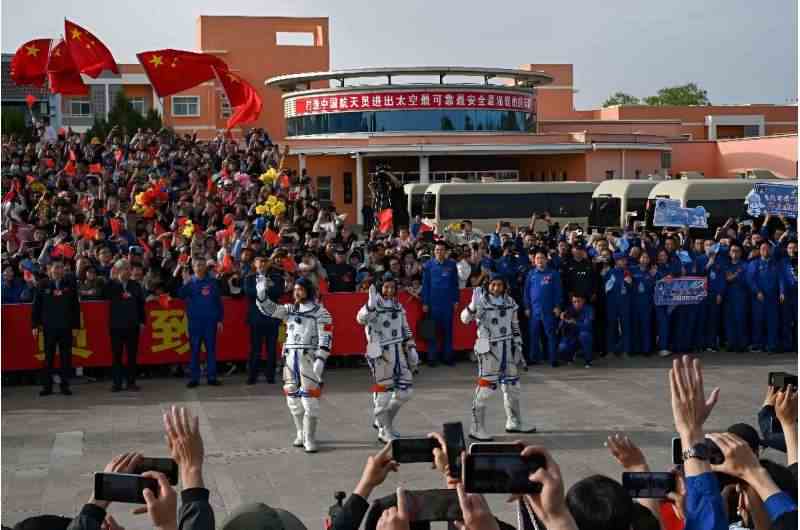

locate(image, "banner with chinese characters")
(745, 182), (798, 218)
(653, 198), (708, 228)
(1, 290), (476, 372)
(285, 90), (534, 117)
(654, 276), (708, 306)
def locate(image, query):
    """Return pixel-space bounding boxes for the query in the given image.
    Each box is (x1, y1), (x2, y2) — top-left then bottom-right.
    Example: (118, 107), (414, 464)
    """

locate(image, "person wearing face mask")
(461, 273), (533, 441)
(631, 252), (656, 356)
(104, 259), (146, 392)
(256, 277), (333, 453)
(725, 244), (751, 352)
(603, 252), (632, 357)
(747, 243), (780, 353)
(31, 260), (80, 396)
(356, 274), (419, 443)
(695, 241), (727, 352)
(778, 240), (798, 353)
(524, 249), (562, 367)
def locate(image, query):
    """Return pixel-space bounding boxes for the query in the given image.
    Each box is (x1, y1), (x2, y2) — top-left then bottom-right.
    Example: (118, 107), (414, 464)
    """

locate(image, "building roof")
(266, 66), (553, 92)
(1, 53), (49, 102)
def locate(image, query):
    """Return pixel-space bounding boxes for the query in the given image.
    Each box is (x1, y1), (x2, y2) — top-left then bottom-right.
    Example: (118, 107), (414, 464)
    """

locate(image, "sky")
(2, 0), (797, 108)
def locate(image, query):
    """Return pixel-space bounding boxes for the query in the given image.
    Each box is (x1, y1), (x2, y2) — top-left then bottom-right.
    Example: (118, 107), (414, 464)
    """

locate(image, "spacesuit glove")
(407, 348), (420, 373)
(368, 284), (378, 310)
(312, 358), (325, 381)
(258, 297), (278, 317)
(469, 287), (483, 312)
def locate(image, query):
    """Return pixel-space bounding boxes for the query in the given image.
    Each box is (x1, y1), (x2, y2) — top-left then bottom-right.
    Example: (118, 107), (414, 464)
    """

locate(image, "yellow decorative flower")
(182, 220), (195, 239)
(260, 168), (277, 184)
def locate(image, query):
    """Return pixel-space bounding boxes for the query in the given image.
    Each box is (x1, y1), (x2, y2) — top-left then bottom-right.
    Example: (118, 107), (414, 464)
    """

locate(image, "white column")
(104, 83), (110, 120)
(621, 149), (626, 180)
(356, 153), (364, 226)
(299, 153), (306, 174)
(419, 155), (430, 183)
(153, 88), (163, 115)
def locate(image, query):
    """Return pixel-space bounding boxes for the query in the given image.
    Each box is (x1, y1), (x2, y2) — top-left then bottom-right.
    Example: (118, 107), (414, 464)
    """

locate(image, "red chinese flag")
(136, 49), (227, 98)
(215, 69), (263, 130)
(89, 163), (102, 174)
(264, 228), (280, 246)
(419, 221), (433, 233)
(10, 39), (51, 87)
(47, 39), (88, 96)
(109, 218), (122, 236)
(64, 19), (118, 78)
(378, 209), (394, 233)
(64, 160), (77, 176)
(25, 95), (38, 109)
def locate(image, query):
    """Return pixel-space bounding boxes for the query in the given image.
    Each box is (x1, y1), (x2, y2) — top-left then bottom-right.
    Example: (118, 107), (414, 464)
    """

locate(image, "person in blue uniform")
(422, 240), (460, 366)
(494, 240), (525, 299)
(747, 242), (780, 353)
(654, 246), (683, 357)
(179, 259), (224, 387)
(557, 293), (594, 367)
(695, 241), (727, 352)
(724, 244), (750, 352)
(603, 252), (632, 356)
(243, 255), (284, 384)
(779, 240), (798, 353)
(523, 249), (562, 366)
(630, 252), (656, 355)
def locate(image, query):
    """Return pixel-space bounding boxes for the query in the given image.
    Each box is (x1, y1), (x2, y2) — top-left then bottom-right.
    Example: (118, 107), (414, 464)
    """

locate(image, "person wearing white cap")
(461, 273), (535, 441)
(256, 276), (332, 453)
(356, 274), (419, 443)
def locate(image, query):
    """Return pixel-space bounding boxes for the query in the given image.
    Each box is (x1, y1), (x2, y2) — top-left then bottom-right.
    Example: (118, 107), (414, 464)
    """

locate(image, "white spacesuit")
(460, 278), (536, 440)
(356, 281), (419, 443)
(257, 277), (332, 453)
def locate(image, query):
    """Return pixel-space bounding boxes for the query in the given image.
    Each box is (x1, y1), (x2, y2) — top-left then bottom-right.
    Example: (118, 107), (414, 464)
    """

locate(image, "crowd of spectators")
(6, 356), (797, 530)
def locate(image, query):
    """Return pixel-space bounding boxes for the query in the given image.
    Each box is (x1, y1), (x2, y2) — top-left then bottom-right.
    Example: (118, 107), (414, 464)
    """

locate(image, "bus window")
(422, 193), (436, 218)
(686, 199), (747, 228)
(439, 193), (551, 220)
(411, 194), (425, 217)
(589, 197), (621, 228)
(626, 198), (647, 220)
(548, 193), (593, 217)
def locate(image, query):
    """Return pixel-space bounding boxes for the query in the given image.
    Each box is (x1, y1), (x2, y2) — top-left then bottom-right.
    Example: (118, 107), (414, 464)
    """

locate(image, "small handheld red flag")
(64, 19), (118, 77)
(25, 95), (38, 109)
(264, 228), (280, 246)
(10, 39), (51, 87)
(377, 209), (394, 233)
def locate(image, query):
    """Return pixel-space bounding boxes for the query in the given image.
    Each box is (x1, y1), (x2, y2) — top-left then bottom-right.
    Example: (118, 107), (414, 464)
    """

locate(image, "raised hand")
(163, 406), (204, 489)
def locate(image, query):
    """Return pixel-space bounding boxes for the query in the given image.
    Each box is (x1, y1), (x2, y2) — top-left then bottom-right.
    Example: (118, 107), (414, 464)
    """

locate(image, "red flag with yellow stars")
(215, 69), (263, 130)
(10, 39), (52, 87)
(136, 49), (228, 98)
(47, 39), (89, 96)
(64, 19), (118, 77)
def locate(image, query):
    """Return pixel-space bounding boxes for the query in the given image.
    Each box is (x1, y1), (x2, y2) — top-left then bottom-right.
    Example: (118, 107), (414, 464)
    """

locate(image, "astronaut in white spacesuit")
(460, 273), (536, 441)
(356, 274), (419, 443)
(257, 276), (332, 453)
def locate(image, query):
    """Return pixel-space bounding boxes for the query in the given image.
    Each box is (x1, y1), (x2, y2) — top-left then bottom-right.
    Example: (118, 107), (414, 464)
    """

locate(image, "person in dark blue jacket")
(2, 264), (31, 304)
(603, 252), (632, 356)
(557, 293), (594, 367)
(243, 255), (285, 384)
(654, 249), (677, 356)
(494, 241), (525, 299)
(779, 240), (798, 353)
(747, 242), (780, 353)
(694, 241), (727, 352)
(178, 259), (224, 387)
(422, 241), (460, 366)
(724, 244), (751, 352)
(630, 252), (656, 355)
(523, 249), (562, 366)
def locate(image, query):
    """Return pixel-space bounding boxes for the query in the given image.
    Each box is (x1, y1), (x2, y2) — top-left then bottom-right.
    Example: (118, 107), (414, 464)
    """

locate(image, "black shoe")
(187, 381), (199, 389)
(111, 385), (122, 393)
(39, 388), (53, 397)
(246, 378), (257, 385)
(127, 383), (140, 392)
(208, 379), (222, 386)
(60, 386), (72, 396)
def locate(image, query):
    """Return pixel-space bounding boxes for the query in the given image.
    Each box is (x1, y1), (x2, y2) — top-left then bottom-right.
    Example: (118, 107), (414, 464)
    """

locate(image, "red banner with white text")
(1, 290), (476, 372)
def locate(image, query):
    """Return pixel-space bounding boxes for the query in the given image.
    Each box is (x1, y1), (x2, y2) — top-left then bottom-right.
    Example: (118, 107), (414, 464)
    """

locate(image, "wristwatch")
(683, 443), (710, 462)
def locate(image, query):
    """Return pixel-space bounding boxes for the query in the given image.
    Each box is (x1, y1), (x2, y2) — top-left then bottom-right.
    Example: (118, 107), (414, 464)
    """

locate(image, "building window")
(317, 176), (332, 204)
(660, 152), (672, 169)
(69, 99), (91, 117)
(343, 172), (353, 204)
(743, 125), (760, 137)
(561, 171), (567, 181)
(605, 170), (615, 180)
(130, 97), (145, 115)
(219, 93), (232, 119)
(172, 96), (200, 117)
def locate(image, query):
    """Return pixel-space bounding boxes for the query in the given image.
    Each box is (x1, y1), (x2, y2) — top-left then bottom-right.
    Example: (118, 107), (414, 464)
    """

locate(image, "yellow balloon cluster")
(182, 220), (195, 239)
(255, 195), (286, 217)
(446, 222), (461, 232)
(259, 167), (278, 185)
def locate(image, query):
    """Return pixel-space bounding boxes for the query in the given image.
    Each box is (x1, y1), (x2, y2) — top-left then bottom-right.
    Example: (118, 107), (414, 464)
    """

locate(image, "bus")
(589, 180), (662, 231)
(421, 182), (599, 233)
(644, 178), (795, 232)
(403, 183), (431, 219)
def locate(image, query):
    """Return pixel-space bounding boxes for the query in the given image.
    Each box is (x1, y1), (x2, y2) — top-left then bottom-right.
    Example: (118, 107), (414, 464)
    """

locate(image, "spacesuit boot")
(291, 413), (304, 448)
(503, 385), (536, 433)
(469, 386), (494, 441)
(303, 415), (319, 453)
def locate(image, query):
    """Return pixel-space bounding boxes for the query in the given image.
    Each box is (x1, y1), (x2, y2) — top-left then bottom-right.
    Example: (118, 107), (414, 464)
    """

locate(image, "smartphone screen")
(622, 472), (676, 499)
(464, 453), (545, 494)
(134, 457), (179, 485)
(403, 489), (461, 522)
(769, 372), (798, 390)
(671, 437), (682, 465)
(443, 422), (466, 479)
(94, 473), (158, 504)
(468, 442), (524, 455)
(391, 438), (439, 464)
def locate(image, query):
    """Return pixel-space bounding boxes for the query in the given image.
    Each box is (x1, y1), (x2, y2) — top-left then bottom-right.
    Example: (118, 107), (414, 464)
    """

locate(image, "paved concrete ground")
(2, 352), (796, 529)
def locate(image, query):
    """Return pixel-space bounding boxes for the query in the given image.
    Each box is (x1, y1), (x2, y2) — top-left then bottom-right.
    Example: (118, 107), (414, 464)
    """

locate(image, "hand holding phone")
(443, 422), (466, 479)
(94, 472), (159, 504)
(463, 452), (546, 493)
(769, 372), (798, 391)
(134, 457), (179, 485)
(391, 438), (440, 463)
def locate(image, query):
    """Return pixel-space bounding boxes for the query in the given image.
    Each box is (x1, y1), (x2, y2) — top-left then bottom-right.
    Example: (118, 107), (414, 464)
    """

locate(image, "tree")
(1, 107), (28, 136)
(602, 92), (640, 107)
(86, 93), (162, 140)
(643, 83), (710, 106)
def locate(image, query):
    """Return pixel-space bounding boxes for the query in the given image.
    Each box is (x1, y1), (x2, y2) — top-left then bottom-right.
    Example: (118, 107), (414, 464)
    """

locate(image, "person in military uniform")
(461, 273), (535, 441)
(256, 277), (333, 453)
(356, 274), (419, 443)
(31, 260), (80, 396)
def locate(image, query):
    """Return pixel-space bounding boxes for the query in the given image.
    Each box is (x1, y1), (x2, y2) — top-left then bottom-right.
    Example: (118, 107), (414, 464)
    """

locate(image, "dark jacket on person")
(31, 278), (80, 331)
(104, 279), (146, 330)
(243, 270), (284, 326)
(66, 488), (215, 530)
(563, 257), (596, 301)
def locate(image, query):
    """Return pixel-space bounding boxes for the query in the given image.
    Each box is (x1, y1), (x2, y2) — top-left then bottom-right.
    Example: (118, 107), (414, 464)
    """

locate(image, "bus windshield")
(589, 197), (621, 228)
(422, 193), (436, 218)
